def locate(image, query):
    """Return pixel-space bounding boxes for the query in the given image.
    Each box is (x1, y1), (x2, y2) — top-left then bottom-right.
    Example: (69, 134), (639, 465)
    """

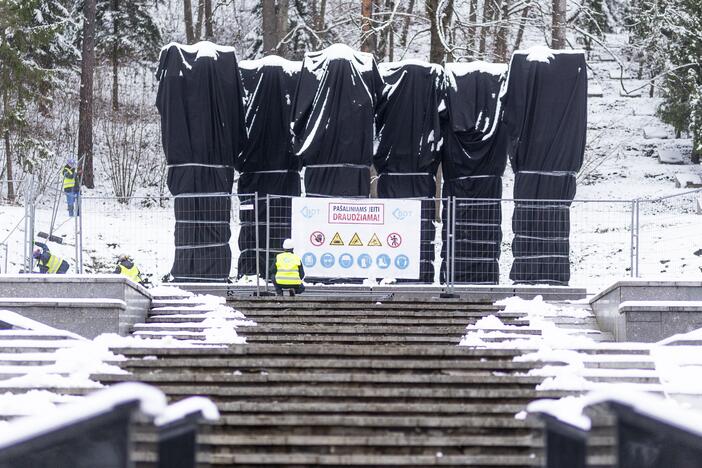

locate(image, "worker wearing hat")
(33, 242), (69, 274)
(113, 254), (145, 286)
(62, 158), (80, 217)
(271, 239), (305, 296)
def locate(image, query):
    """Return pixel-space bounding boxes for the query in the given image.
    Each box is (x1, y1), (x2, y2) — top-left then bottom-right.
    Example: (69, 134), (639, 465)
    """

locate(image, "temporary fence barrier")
(5, 190), (700, 288)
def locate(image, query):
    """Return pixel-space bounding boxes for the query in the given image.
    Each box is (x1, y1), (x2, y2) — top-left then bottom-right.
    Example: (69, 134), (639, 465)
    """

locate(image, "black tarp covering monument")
(291, 44), (384, 197)
(375, 61), (445, 282)
(501, 48), (587, 285)
(156, 42), (246, 281)
(440, 62), (509, 284)
(236, 57), (302, 277)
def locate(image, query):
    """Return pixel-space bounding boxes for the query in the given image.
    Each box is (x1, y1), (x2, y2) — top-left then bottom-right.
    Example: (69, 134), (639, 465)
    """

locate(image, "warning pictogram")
(349, 233), (364, 246)
(367, 233), (382, 247)
(387, 232), (402, 248)
(330, 232), (344, 246)
(310, 231), (325, 246)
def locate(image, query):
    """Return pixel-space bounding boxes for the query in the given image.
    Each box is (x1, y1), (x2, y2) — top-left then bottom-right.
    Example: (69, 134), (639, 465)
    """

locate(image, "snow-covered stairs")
(95, 294), (569, 466)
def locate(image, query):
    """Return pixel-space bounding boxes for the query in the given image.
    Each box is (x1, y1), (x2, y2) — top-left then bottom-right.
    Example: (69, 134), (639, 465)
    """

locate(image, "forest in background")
(0, 0), (700, 203)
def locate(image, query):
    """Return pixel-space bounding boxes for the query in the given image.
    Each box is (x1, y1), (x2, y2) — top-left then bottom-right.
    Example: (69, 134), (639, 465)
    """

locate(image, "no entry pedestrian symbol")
(330, 232), (344, 246)
(387, 232), (402, 248)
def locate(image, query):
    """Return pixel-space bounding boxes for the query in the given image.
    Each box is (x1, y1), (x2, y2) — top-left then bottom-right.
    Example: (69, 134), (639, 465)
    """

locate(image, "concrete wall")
(590, 280), (702, 342)
(0, 275), (151, 337)
(0, 298), (127, 338)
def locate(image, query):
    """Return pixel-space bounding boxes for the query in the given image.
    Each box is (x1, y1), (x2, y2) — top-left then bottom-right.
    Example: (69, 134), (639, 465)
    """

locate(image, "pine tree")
(0, 0), (76, 201)
(657, 0), (702, 148)
(95, 0), (161, 110)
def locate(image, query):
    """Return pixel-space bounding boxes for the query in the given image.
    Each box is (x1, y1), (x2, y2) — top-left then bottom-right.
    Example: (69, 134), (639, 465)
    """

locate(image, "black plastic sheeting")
(502, 50), (587, 285)
(291, 44), (383, 197)
(156, 42), (246, 282)
(236, 58), (302, 277)
(375, 61), (445, 282)
(439, 62), (509, 284)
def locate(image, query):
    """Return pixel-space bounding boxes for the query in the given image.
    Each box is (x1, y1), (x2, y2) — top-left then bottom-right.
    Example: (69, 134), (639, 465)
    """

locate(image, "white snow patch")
(446, 61), (507, 76)
(155, 396), (220, 426)
(239, 56), (302, 76)
(0, 383), (166, 449)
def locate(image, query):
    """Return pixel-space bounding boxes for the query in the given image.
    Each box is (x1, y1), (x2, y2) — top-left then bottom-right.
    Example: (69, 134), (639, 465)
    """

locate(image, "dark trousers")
(65, 191), (79, 216)
(274, 282), (305, 296)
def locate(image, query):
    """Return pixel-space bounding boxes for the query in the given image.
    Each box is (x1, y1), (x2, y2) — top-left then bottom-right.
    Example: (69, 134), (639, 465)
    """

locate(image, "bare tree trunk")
(466, 0), (477, 57)
(388, 0), (394, 61)
(361, 0), (373, 53)
(262, 0), (277, 54)
(513, 2), (530, 51)
(4, 132), (13, 202)
(276, 0), (290, 56)
(317, 0), (327, 32)
(195, 0), (205, 40)
(78, 0), (96, 188)
(426, 0), (443, 63)
(400, 0), (414, 48)
(204, 0), (214, 39)
(479, 0), (495, 58)
(494, 0), (510, 62)
(441, 0), (454, 61)
(2, 82), (13, 203)
(111, 0), (119, 111)
(551, 0), (567, 49)
(183, 0), (195, 43)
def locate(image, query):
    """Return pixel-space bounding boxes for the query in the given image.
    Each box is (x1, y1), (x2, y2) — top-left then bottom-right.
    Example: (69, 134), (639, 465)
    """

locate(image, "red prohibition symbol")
(387, 232), (402, 248)
(310, 231), (325, 246)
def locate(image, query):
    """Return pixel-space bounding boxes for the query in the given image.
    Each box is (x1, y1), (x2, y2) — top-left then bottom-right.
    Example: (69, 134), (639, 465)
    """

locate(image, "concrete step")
(228, 302), (502, 312)
(135, 451), (546, 466)
(119, 384), (564, 399)
(120, 357), (545, 371)
(97, 372), (545, 386)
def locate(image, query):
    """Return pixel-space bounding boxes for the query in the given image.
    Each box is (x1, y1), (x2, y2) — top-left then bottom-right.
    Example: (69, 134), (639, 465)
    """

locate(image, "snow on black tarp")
(156, 41), (246, 281)
(291, 44), (383, 197)
(375, 60), (446, 282)
(440, 61), (509, 284)
(236, 57), (302, 277)
(502, 47), (587, 285)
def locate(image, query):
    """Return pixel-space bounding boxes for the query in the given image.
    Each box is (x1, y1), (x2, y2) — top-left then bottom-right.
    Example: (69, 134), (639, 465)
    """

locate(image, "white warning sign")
(292, 197), (421, 279)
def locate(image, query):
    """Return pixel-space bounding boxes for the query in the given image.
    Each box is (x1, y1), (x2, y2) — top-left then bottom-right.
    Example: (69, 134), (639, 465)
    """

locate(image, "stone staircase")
(89, 289), (638, 467)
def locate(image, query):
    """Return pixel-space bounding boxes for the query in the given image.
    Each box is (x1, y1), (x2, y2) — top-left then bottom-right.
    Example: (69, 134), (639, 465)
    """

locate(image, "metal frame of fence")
(6, 188), (701, 287)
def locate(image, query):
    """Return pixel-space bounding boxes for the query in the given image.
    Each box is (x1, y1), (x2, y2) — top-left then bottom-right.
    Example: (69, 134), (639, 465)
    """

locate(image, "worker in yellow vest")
(33, 242), (69, 274)
(62, 158), (80, 217)
(271, 239), (305, 296)
(113, 254), (145, 286)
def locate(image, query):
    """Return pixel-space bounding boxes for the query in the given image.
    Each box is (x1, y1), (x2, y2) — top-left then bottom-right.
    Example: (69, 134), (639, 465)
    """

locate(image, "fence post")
(74, 192), (83, 273)
(265, 194), (270, 293)
(450, 196), (456, 293)
(23, 176), (35, 273)
(629, 199), (641, 278)
(254, 193), (260, 296)
(634, 199), (640, 278)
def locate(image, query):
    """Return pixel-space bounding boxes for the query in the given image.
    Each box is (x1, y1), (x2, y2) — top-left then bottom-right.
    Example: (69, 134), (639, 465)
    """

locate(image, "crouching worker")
(33, 242), (69, 274)
(271, 239), (305, 296)
(114, 254), (145, 286)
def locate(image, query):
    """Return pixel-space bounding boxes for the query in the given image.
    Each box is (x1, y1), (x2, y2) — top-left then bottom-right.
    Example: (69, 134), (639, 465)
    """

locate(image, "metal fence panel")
(637, 189), (702, 279)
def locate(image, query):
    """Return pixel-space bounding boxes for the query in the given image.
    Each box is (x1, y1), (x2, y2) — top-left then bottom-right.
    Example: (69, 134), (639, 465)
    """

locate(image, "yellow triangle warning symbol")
(367, 233), (382, 247)
(349, 233), (364, 246)
(330, 232), (344, 246)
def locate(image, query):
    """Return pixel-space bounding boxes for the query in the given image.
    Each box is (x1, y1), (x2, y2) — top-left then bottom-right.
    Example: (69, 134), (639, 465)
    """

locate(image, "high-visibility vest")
(63, 167), (76, 190)
(40, 254), (63, 274)
(118, 263), (143, 284)
(275, 252), (302, 286)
